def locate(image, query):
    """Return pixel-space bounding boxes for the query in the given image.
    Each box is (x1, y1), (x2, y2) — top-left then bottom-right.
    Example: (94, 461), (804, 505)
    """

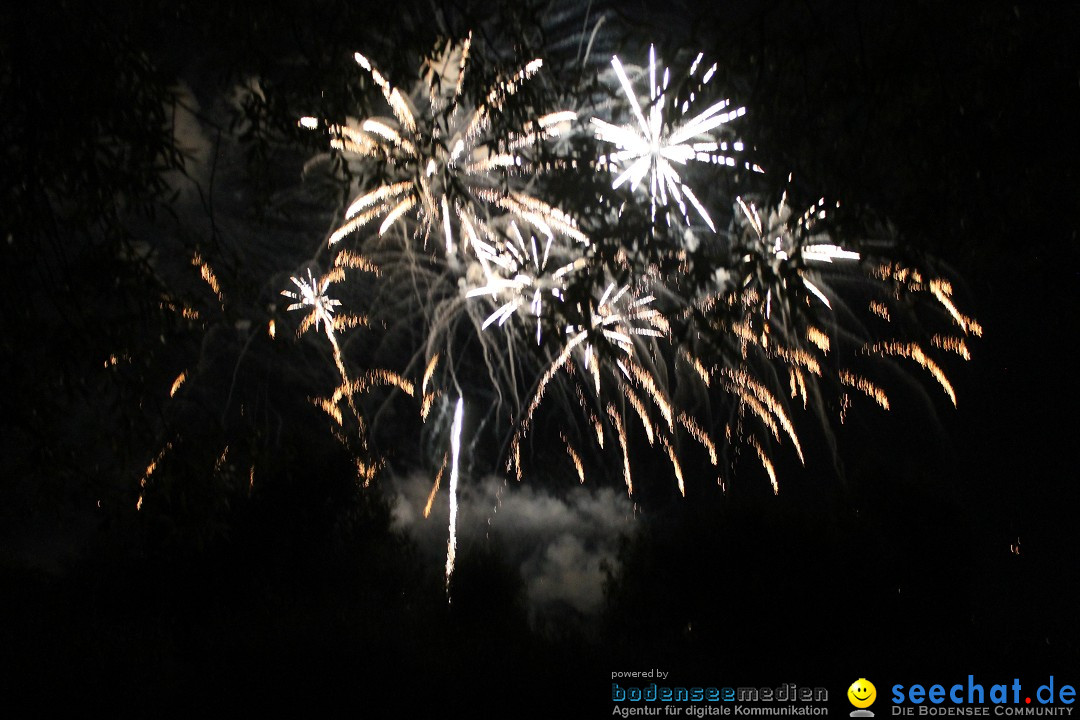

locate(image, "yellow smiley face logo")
(848, 679), (877, 708)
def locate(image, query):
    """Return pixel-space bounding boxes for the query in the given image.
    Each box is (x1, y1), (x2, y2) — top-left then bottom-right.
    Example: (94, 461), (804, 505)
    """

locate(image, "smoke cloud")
(390, 473), (636, 618)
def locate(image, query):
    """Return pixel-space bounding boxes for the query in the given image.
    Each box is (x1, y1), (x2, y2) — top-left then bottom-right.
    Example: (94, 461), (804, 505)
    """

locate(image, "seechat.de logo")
(850, 679), (878, 718)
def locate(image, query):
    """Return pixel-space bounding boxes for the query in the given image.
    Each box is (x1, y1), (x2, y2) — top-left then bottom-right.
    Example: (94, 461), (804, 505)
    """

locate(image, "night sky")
(2, 1), (1078, 715)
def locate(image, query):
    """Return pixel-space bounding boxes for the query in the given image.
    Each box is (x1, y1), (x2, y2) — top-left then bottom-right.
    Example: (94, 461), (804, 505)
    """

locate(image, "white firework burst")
(733, 193), (860, 316)
(465, 220), (589, 344)
(506, 276), (704, 495)
(591, 46), (752, 232)
(280, 265), (369, 390)
(281, 268), (342, 337)
(304, 37), (586, 252)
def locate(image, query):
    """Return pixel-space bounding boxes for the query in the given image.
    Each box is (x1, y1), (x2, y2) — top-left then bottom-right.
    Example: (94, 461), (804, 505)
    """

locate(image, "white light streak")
(445, 397), (464, 590)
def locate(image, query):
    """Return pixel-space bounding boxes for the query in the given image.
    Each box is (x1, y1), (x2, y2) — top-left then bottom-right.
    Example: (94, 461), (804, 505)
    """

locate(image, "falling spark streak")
(660, 436), (686, 496)
(343, 181), (411, 221)
(561, 433), (586, 483)
(678, 413), (718, 465)
(724, 368), (805, 463)
(510, 435), (522, 482)
(213, 446), (230, 475)
(872, 264), (982, 338)
(329, 370), (415, 406)
(422, 353), (440, 396)
(624, 386), (656, 445)
(681, 348), (712, 386)
(318, 368), (415, 434)
(871, 341), (957, 406)
(869, 301), (891, 321)
(773, 346), (822, 376)
(594, 46), (746, 230)
(425, 452), (448, 518)
(749, 436), (779, 494)
(930, 279), (983, 336)
(619, 357), (674, 431)
(606, 404), (633, 496)
(421, 392), (439, 421)
(378, 197), (417, 236)
(932, 335), (972, 360)
(333, 249), (379, 274)
(791, 367), (808, 407)
(169, 371), (187, 397)
(160, 300), (200, 321)
(524, 331), (587, 425)
(806, 326), (830, 353)
(445, 398), (464, 590)
(732, 384), (780, 441)
(839, 370), (891, 410)
(136, 441), (173, 511)
(193, 253), (223, 306)
(356, 458), (379, 487)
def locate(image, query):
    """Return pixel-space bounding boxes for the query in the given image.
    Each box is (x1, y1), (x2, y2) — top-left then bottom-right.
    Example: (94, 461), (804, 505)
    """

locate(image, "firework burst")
(466, 220), (589, 344)
(591, 46), (754, 232)
(281, 268), (343, 337)
(249, 31), (984, 592)
(682, 190), (980, 491)
(502, 275), (721, 498)
(304, 37), (586, 254)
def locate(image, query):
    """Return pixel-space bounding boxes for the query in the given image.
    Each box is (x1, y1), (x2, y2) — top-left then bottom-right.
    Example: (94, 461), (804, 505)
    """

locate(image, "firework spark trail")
(660, 436), (686, 496)
(193, 253), (223, 307)
(749, 435), (779, 494)
(623, 385), (656, 445)
(678, 412), (718, 466)
(424, 452), (449, 519)
(169, 371), (187, 397)
(929, 278), (983, 336)
(318, 369), (416, 427)
(870, 341), (957, 406)
(606, 403), (633, 495)
(136, 440), (173, 511)
(723, 368), (804, 463)
(931, 335), (972, 360)
(838, 370), (890, 410)
(445, 397), (464, 590)
(562, 433), (586, 483)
